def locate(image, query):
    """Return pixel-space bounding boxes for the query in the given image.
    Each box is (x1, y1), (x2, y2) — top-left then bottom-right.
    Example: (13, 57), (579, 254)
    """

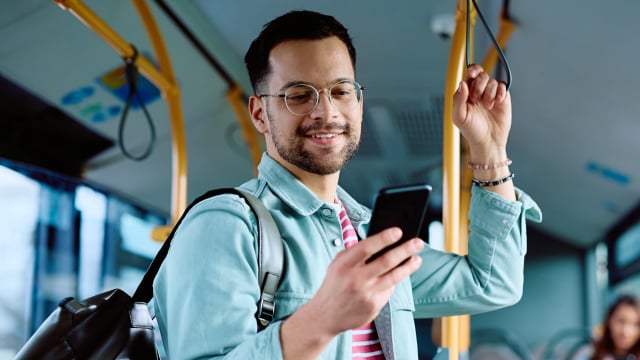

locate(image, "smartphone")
(366, 183), (432, 262)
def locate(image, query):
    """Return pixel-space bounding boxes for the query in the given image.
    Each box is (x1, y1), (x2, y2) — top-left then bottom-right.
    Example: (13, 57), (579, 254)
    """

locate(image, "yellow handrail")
(482, 15), (516, 74)
(441, 0), (475, 358)
(440, 1), (516, 358)
(131, 0), (188, 240)
(53, 0), (187, 241)
(441, 0), (476, 360)
(54, 0), (174, 93)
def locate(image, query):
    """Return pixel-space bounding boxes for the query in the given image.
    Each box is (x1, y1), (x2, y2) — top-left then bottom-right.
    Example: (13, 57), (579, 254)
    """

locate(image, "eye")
(286, 88), (314, 104)
(331, 84), (354, 99)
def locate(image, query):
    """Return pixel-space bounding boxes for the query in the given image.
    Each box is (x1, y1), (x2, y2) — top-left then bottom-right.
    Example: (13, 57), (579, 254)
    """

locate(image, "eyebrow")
(278, 78), (354, 92)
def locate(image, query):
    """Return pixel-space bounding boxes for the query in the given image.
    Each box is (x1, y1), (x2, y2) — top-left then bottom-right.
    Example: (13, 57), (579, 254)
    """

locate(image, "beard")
(266, 106), (360, 175)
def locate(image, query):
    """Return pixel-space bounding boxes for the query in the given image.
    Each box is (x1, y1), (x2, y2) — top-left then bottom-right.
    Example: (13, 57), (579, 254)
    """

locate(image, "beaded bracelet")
(468, 158), (512, 170)
(472, 172), (515, 187)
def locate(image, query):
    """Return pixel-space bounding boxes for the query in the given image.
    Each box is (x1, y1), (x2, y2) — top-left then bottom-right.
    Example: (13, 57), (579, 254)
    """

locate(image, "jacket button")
(332, 238), (342, 247)
(322, 208), (333, 216)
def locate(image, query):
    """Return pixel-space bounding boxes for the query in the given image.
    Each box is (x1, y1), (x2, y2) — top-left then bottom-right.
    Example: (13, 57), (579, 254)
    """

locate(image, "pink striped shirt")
(339, 204), (385, 360)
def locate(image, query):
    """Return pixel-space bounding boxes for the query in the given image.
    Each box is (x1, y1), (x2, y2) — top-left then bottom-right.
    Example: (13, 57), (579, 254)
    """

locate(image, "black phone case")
(367, 183), (431, 262)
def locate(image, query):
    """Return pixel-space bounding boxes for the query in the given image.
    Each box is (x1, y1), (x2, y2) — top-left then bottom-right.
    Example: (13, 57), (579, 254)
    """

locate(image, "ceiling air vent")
(395, 95), (444, 158)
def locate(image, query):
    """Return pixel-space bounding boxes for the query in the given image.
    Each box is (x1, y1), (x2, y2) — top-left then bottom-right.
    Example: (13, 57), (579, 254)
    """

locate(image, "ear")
(249, 95), (269, 134)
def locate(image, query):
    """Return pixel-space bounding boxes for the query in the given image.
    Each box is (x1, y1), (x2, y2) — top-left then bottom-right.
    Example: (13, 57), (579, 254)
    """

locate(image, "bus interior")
(1, 0), (639, 359)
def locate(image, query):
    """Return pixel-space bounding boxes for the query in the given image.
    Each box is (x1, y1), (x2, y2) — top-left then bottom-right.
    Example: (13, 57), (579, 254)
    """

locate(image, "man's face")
(254, 36), (363, 176)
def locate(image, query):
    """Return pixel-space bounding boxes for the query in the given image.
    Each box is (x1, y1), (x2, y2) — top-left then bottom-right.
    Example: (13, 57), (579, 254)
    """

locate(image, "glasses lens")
(330, 80), (362, 104)
(284, 84), (317, 115)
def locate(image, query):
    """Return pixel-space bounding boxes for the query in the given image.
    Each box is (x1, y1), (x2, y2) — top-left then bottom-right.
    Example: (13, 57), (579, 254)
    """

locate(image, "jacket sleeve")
(411, 186), (542, 318)
(152, 194), (285, 359)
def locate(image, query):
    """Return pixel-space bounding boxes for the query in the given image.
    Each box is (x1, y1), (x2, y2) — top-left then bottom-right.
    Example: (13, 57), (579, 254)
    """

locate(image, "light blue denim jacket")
(153, 153), (542, 359)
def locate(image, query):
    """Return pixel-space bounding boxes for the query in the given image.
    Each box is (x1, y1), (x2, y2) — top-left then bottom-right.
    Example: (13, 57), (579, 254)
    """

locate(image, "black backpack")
(15, 188), (284, 359)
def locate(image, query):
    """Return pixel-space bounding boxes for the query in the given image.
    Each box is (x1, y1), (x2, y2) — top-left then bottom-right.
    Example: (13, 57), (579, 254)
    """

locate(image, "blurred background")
(1, 1), (639, 359)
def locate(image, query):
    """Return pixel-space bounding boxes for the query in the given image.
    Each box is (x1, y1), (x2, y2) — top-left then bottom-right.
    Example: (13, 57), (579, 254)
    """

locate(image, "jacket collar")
(257, 153), (370, 224)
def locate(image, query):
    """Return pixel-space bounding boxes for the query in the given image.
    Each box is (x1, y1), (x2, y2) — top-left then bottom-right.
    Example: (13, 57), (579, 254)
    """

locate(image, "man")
(153, 10), (541, 359)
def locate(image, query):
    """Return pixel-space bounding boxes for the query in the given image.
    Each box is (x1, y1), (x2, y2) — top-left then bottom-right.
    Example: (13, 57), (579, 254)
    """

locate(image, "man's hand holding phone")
(298, 227), (424, 337)
(284, 184), (431, 339)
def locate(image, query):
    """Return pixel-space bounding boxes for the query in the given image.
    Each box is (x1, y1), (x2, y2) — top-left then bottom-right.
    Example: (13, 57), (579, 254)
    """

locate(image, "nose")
(311, 89), (337, 115)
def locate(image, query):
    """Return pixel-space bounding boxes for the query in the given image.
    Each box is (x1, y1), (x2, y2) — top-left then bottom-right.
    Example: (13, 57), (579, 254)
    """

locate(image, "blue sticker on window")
(585, 161), (630, 185)
(61, 86), (95, 106)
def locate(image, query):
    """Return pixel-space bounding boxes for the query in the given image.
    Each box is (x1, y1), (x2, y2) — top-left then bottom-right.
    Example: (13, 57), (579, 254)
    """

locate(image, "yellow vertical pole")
(457, 0), (476, 351)
(442, 4), (462, 359)
(441, 0), (475, 359)
(449, 2), (515, 357)
(130, 0), (187, 229)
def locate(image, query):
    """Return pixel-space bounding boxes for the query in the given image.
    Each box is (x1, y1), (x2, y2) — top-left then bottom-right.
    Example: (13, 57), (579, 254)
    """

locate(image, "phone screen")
(366, 183), (431, 262)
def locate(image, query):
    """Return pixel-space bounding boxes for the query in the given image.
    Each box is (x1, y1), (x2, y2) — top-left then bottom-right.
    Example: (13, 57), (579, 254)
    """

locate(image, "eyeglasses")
(258, 79), (364, 116)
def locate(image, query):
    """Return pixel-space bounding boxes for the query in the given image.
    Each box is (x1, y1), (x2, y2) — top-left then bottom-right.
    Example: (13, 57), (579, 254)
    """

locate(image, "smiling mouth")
(310, 133), (338, 139)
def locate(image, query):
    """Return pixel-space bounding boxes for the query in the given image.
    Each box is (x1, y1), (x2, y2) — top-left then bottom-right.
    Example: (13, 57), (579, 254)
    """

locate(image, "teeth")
(312, 134), (336, 139)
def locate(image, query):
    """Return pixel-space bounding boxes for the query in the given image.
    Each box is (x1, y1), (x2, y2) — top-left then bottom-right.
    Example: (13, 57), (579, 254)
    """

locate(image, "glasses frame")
(258, 79), (365, 116)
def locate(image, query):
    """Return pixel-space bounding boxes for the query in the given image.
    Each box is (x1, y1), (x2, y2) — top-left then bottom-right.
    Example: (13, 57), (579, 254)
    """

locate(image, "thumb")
(452, 81), (469, 125)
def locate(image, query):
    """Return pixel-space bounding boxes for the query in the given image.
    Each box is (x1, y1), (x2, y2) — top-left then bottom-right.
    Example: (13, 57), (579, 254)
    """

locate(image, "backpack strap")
(133, 188), (284, 329)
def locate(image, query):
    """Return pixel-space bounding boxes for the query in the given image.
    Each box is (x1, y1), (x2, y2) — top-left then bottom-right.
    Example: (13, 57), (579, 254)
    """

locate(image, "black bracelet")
(472, 172), (515, 187)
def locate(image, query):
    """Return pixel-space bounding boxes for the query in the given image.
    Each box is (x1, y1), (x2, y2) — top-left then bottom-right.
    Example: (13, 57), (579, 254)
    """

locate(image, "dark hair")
(590, 294), (640, 360)
(244, 10), (356, 94)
